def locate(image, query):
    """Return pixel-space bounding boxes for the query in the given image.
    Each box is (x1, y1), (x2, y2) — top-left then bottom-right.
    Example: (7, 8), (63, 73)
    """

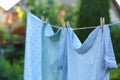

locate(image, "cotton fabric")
(58, 26), (117, 80)
(24, 12), (62, 80)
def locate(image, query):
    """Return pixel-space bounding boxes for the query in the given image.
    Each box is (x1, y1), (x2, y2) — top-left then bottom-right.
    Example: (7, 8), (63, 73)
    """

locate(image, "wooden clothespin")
(45, 18), (49, 25)
(102, 17), (105, 26)
(41, 16), (44, 22)
(62, 22), (66, 28)
(65, 21), (71, 28)
(100, 17), (105, 32)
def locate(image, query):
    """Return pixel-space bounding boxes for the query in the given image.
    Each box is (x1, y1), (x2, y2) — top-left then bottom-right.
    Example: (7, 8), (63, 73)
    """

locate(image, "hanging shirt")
(24, 12), (62, 80)
(58, 25), (117, 80)
(24, 12), (43, 80)
(41, 24), (62, 80)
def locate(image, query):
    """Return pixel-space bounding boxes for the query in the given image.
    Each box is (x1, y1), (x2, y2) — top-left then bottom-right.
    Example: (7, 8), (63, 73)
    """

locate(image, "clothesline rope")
(17, 3), (120, 30)
(18, 4), (120, 30)
(51, 22), (120, 30)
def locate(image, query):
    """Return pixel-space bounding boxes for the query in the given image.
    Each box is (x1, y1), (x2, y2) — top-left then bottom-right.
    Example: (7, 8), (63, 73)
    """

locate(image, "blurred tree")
(0, 57), (23, 80)
(26, 0), (61, 25)
(76, 0), (110, 42)
(57, 10), (66, 25)
(111, 26), (120, 64)
(60, 3), (79, 27)
(26, 0), (79, 26)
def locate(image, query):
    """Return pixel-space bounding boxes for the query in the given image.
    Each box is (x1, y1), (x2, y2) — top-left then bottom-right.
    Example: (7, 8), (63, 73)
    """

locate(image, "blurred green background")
(0, 0), (120, 80)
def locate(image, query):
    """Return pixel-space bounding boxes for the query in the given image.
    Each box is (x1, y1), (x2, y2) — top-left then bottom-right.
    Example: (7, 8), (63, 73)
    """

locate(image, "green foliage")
(0, 21), (24, 80)
(0, 57), (23, 80)
(0, 25), (24, 44)
(11, 35), (24, 42)
(22, 11), (27, 26)
(5, 49), (24, 63)
(111, 26), (120, 64)
(26, 0), (79, 26)
(61, 3), (79, 27)
(78, 0), (110, 27)
(8, 63), (23, 80)
(0, 24), (6, 44)
(0, 57), (11, 80)
(27, 0), (61, 25)
(110, 64), (120, 80)
(76, 0), (110, 42)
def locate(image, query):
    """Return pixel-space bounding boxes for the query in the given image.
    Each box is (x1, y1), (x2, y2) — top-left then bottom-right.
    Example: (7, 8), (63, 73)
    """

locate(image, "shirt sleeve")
(104, 26), (118, 71)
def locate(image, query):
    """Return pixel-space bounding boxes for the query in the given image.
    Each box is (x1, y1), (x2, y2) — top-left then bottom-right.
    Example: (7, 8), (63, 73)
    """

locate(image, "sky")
(0, 0), (20, 10)
(116, 0), (120, 6)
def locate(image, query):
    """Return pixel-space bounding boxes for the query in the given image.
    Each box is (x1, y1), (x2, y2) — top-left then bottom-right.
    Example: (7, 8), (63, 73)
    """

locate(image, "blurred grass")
(110, 64), (120, 80)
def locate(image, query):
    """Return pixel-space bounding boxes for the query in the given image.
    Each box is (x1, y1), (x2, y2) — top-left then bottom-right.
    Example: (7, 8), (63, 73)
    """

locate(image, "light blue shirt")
(58, 26), (117, 80)
(24, 12), (62, 80)
(41, 24), (62, 80)
(24, 12), (43, 80)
